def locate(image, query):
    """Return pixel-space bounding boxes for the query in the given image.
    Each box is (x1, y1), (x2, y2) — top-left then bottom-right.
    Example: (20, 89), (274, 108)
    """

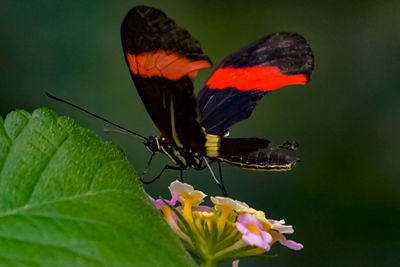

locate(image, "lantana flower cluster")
(149, 180), (303, 266)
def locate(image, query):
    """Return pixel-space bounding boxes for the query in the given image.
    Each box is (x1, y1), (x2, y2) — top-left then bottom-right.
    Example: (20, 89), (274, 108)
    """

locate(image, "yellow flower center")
(218, 205), (234, 232)
(247, 224), (261, 234)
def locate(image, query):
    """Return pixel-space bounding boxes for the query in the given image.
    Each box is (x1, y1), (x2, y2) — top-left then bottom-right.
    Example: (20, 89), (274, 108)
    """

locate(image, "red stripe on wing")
(127, 50), (211, 80)
(206, 66), (308, 91)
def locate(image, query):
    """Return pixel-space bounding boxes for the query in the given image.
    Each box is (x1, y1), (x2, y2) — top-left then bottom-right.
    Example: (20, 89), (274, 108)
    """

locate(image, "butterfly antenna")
(103, 128), (146, 142)
(46, 92), (148, 141)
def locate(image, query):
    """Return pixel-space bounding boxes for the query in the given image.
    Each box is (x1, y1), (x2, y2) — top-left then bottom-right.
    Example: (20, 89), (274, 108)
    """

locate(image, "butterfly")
(121, 6), (314, 193)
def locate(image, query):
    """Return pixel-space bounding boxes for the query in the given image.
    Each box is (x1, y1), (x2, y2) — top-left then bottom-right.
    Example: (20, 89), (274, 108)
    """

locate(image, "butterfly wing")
(121, 6), (212, 149)
(200, 32), (314, 170)
(198, 32), (314, 136)
(205, 134), (298, 171)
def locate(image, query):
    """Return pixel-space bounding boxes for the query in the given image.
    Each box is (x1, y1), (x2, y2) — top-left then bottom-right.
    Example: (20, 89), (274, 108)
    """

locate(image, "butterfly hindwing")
(121, 6), (212, 149)
(205, 135), (298, 171)
(198, 32), (314, 136)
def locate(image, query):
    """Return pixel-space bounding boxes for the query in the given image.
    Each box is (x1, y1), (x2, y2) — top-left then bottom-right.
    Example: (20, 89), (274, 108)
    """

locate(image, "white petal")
(169, 180), (194, 194)
(211, 196), (249, 210)
(268, 219), (294, 234)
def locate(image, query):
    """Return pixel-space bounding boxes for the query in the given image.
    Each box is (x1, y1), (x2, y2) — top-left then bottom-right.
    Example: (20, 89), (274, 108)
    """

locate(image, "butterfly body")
(145, 135), (202, 169)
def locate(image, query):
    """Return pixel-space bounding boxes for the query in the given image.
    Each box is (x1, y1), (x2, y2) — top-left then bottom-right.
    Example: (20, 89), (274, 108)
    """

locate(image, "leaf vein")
(24, 133), (70, 206)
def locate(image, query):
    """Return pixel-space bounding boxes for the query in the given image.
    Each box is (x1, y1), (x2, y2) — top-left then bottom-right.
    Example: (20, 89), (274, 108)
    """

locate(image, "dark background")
(1, 0), (399, 266)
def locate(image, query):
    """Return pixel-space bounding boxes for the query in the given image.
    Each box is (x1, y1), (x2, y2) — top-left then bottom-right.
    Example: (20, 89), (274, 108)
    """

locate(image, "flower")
(236, 213), (272, 250)
(169, 180), (207, 207)
(168, 180), (207, 222)
(149, 180), (303, 266)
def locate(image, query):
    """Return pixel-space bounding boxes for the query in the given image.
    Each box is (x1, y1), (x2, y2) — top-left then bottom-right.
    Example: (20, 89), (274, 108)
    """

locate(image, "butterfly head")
(145, 136), (163, 154)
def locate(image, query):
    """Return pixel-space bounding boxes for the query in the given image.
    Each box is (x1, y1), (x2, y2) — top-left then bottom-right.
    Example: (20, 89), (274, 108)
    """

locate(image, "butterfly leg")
(139, 153), (155, 181)
(196, 158), (216, 170)
(140, 164), (183, 184)
(217, 161), (228, 196)
(180, 169), (184, 182)
(202, 157), (228, 196)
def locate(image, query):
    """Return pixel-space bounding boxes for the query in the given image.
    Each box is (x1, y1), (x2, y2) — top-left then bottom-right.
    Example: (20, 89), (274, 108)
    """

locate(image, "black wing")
(205, 134), (298, 171)
(198, 32), (314, 136)
(121, 6), (212, 149)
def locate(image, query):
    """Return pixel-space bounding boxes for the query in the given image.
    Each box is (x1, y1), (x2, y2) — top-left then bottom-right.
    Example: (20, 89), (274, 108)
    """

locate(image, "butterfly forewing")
(121, 6), (212, 149)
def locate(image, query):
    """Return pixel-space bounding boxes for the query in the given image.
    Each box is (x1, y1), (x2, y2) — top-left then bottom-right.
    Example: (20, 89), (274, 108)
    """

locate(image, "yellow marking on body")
(206, 134), (219, 145)
(173, 149), (187, 166)
(207, 151), (219, 158)
(205, 134), (220, 158)
(170, 98), (183, 148)
(155, 137), (161, 150)
(161, 146), (177, 164)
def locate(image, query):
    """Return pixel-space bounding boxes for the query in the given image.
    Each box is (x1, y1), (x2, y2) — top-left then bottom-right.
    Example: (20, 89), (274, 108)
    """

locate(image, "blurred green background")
(1, 0), (399, 266)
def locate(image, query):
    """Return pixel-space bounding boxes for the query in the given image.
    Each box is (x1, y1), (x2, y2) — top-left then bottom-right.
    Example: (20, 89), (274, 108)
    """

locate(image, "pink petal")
(149, 194), (179, 209)
(169, 193), (179, 206)
(242, 232), (271, 250)
(236, 222), (249, 235)
(242, 232), (263, 247)
(280, 239), (304, 251)
(239, 229), (272, 251)
(237, 214), (263, 230)
(278, 233), (304, 251)
(152, 199), (165, 209)
(261, 231), (273, 244)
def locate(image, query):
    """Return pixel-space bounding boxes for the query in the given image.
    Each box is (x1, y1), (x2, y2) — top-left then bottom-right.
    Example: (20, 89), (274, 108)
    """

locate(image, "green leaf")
(0, 108), (196, 266)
